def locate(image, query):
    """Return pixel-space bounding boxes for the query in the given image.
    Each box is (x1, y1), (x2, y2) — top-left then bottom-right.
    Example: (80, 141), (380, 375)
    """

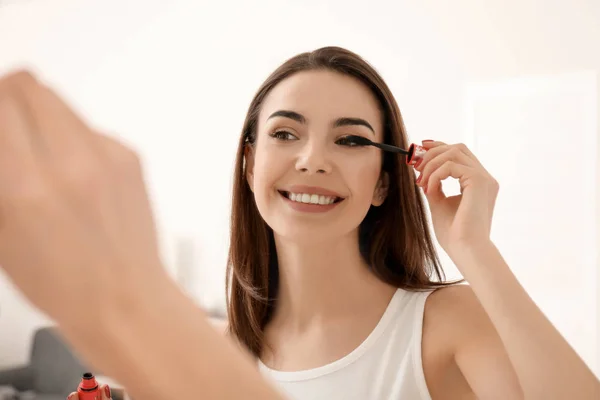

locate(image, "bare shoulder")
(425, 283), (513, 353)
(425, 284), (481, 321)
(424, 284), (487, 346)
(421, 285), (477, 359)
(427, 283), (476, 305)
(421, 285), (485, 399)
(422, 284), (522, 399)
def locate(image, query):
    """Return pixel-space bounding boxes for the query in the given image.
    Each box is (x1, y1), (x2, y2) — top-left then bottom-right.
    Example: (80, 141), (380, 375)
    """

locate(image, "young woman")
(0, 48), (597, 400)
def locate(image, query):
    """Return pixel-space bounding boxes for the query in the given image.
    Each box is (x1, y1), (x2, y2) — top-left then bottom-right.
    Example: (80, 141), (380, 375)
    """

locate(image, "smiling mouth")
(278, 190), (344, 205)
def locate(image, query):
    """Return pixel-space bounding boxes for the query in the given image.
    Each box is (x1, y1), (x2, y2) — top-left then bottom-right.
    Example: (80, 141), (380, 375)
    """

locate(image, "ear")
(372, 171), (389, 206)
(244, 144), (255, 192)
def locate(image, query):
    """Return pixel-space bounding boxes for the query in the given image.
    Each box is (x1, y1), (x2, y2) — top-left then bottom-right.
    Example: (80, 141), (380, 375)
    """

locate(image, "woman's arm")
(0, 71), (284, 400)
(60, 278), (285, 400)
(452, 240), (599, 400)
(414, 140), (599, 399)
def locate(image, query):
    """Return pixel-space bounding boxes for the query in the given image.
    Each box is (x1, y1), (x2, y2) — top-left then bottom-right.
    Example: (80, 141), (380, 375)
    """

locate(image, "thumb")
(99, 383), (112, 399)
(67, 392), (78, 400)
(424, 181), (446, 205)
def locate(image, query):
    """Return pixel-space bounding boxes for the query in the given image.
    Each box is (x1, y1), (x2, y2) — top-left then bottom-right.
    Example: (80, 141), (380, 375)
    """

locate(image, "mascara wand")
(344, 135), (427, 166)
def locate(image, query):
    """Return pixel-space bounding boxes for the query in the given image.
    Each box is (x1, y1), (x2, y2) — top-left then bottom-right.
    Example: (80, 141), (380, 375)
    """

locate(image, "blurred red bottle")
(77, 372), (103, 400)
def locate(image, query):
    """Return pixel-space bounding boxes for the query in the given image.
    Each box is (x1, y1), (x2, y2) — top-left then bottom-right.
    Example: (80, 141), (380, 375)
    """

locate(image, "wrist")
(93, 273), (281, 400)
(447, 239), (496, 261)
(59, 271), (183, 373)
(91, 276), (194, 399)
(447, 239), (504, 279)
(102, 269), (177, 328)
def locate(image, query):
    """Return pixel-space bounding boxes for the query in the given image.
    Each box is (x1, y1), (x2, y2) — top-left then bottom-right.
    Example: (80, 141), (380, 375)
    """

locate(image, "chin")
(271, 223), (335, 242)
(269, 219), (361, 246)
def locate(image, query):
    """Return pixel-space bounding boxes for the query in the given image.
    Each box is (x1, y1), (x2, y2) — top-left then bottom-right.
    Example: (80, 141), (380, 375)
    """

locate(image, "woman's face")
(246, 70), (388, 242)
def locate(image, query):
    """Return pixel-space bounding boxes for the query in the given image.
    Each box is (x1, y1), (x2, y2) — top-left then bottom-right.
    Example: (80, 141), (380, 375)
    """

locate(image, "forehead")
(259, 70), (383, 133)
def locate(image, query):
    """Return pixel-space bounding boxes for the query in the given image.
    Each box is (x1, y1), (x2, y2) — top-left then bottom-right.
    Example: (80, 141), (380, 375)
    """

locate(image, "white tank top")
(258, 288), (434, 400)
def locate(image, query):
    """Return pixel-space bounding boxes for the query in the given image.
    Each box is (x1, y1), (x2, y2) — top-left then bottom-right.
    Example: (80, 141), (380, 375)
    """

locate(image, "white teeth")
(284, 192), (339, 205)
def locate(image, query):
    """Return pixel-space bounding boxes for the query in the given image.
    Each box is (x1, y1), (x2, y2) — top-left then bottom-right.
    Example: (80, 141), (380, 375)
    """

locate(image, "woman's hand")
(0, 70), (167, 327)
(414, 140), (499, 257)
(0, 70), (287, 400)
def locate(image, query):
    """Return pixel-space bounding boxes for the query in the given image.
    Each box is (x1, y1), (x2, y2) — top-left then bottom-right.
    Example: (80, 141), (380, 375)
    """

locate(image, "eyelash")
(269, 130), (365, 147)
(270, 130), (297, 141)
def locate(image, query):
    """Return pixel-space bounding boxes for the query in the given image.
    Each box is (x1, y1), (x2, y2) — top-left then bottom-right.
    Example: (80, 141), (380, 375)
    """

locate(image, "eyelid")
(275, 129), (298, 136)
(273, 127), (299, 135)
(270, 129), (299, 141)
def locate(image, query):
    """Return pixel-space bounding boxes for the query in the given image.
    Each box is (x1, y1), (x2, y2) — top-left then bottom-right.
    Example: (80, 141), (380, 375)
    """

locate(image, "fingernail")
(104, 385), (111, 398)
(422, 139), (434, 143)
(414, 159), (423, 169)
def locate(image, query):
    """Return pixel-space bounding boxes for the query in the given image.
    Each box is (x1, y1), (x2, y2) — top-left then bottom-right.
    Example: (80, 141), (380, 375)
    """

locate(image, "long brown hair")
(226, 46), (459, 357)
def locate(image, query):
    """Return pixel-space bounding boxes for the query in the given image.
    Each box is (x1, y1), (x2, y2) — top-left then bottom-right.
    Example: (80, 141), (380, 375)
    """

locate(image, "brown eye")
(270, 130), (298, 141)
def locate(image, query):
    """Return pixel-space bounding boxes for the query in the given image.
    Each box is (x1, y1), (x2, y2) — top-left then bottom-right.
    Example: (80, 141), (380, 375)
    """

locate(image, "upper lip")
(280, 185), (345, 198)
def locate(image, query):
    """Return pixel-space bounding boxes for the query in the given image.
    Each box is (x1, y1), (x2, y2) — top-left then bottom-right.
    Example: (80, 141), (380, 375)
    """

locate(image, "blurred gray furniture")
(0, 327), (123, 400)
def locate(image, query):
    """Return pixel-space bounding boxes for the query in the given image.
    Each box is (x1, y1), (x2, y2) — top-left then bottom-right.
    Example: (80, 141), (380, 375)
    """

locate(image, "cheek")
(252, 146), (283, 193)
(345, 155), (382, 197)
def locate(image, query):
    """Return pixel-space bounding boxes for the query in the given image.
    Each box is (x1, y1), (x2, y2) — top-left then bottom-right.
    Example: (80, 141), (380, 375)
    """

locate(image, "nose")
(295, 139), (332, 175)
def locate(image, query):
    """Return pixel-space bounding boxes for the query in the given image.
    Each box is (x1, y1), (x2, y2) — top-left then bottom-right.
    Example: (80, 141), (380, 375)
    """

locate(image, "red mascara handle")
(406, 143), (427, 166)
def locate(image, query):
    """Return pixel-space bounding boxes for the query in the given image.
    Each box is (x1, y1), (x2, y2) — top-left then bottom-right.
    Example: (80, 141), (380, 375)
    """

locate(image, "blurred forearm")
(453, 241), (600, 399)
(60, 276), (285, 400)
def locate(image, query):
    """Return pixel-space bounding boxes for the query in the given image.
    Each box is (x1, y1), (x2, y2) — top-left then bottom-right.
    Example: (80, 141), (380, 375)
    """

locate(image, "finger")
(416, 143), (478, 174)
(450, 142), (484, 167)
(0, 72), (38, 158)
(417, 141), (481, 170)
(425, 160), (472, 201)
(0, 74), (44, 198)
(415, 142), (449, 171)
(66, 391), (79, 400)
(408, 140), (444, 168)
(91, 134), (156, 250)
(0, 71), (48, 154)
(418, 146), (475, 188)
(14, 73), (94, 161)
(0, 83), (40, 189)
(100, 383), (112, 399)
(0, 69), (36, 92)
(420, 139), (445, 150)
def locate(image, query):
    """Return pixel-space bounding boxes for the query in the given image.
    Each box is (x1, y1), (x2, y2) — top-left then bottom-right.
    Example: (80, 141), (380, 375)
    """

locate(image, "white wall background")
(0, 0), (598, 377)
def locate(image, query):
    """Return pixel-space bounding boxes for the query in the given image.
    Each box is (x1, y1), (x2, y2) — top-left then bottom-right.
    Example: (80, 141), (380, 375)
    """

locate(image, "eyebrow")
(267, 110), (375, 134)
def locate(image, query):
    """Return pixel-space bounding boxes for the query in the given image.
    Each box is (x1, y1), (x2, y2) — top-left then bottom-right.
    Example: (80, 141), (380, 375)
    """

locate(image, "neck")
(269, 230), (396, 331)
